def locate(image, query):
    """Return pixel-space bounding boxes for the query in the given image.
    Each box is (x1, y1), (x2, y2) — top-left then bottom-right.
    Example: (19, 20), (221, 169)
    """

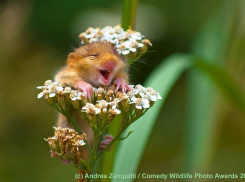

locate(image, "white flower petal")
(122, 50), (130, 55)
(37, 92), (44, 98)
(56, 86), (63, 92)
(44, 80), (52, 86)
(130, 97), (137, 102)
(95, 108), (101, 114)
(143, 103), (150, 108)
(142, 99), (150, 108)
(64, 87), (71, 93)
(157, 94), (162, 99)
(79, 140), (86, 146)
(138, 43), (144, 47)
(136, 105), (142, 109)
(52, 82), (58, 86)
(142, 99), (149, 104)
(129, 47), (137, 52)
(85, 34), (94, 38)
(49, 93), (55, 97)
(139, 93), (145, 98)
(150, 95), (157, 101)
(114, 109), (121, 114)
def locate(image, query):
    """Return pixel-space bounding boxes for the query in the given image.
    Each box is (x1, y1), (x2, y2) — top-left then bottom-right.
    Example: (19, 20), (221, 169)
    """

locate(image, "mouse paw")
(114, 77), (131, 93)
(76, 80), (93, 101)
(99, 135), (114, 151)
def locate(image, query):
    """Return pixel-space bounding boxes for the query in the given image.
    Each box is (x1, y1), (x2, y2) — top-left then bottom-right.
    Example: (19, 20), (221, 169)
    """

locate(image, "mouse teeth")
(100, 70), (110, 80)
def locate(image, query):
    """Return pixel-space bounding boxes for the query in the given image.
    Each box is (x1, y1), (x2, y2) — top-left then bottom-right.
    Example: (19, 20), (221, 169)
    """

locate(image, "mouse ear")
(67, 53), (77, 65)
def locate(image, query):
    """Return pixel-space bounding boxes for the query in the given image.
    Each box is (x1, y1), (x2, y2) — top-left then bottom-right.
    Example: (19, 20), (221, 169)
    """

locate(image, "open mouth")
(100, 70), (110, 80)
(100, 70), (111, 84)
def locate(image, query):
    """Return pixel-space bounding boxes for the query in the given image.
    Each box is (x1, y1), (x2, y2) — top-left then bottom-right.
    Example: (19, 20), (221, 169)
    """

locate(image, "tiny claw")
(114, 77), (130, 93)
(115, 84), (120, 92)
(99, 134), (114, 151)
(126, 84), (131, 91)
(76, 80), (93, 101)
(122, 86), (126, 93)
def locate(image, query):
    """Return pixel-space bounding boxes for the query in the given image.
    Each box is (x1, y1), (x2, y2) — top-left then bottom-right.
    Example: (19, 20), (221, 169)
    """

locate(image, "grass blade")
(195, 60), (245, 114)
(121, 0), (139, 30)
(186, 0), (243, 174)
(112, 54), (193, 182)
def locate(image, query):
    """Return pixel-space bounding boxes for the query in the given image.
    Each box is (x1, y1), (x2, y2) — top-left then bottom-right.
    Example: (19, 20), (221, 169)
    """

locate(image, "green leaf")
(118, 131), (133, 141)
(185, 0), (244, 174)
(185, 59), (245, 173)
(121, 0), (139, 30)
(195, 60), (245, 114)
(112, 54), (193, 182)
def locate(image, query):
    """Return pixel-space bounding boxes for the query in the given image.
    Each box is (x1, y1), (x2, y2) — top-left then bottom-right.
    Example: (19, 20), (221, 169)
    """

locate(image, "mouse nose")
(104, 60), (115, 70)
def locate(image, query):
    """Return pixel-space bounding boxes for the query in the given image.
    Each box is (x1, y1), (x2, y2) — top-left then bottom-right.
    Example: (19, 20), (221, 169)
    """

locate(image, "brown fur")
(55, 42), (128, 88)
(54, 42), (128, 161)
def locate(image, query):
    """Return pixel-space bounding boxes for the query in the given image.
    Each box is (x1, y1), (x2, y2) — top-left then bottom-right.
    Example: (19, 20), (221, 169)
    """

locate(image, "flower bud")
(44, 80), (52, 86)
(45, 127), (87, 164)
(71, 100), (80, 109)
(56, 95), (65, 106)
(46, 97), (54, 105)
(64, 93), (71, 105)
(105, 89), (114, 102)
(107, 108), (121, 123)
(135, 108), (143, 116)
(96, 87), (105, 100)
(150, 101), (155, 107)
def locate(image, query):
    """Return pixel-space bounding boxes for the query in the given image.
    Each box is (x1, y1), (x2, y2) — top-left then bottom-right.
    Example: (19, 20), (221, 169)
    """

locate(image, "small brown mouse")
(54, 41), (130, 163)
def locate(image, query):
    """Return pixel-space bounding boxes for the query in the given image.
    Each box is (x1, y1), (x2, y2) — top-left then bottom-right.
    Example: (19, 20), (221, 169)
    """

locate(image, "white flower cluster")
(37, 80), (86, 102)
(37, 80), (63, 99)
(37, 80), (162, 118)
(129, 85), (162, 109)
(78, 25), (152, 56)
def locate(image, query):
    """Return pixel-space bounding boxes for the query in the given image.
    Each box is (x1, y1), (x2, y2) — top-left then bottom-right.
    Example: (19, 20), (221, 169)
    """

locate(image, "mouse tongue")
(100, 70), (110, 80)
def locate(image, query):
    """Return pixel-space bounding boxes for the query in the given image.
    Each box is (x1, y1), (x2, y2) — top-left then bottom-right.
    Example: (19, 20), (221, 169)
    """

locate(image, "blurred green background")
(1, 0), (245, 181)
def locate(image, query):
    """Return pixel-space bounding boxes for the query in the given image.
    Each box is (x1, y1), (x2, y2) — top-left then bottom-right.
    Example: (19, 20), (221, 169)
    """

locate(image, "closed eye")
(88, 54), (99, 58)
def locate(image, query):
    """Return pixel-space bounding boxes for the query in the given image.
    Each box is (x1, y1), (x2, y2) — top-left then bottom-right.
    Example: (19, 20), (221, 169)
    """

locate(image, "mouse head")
(67, 42), (125, 86)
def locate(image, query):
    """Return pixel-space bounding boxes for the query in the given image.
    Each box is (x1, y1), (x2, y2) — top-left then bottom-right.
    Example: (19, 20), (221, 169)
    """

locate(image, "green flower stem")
(84, 140), (92, 154)
(96, 123), (129, 161)
(121, 0), (139, 30)
(89, 131), (101, 171)
(96, 110), (143, 161)
(52, 103), (81, 133)
(79, 159), (91, 171)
